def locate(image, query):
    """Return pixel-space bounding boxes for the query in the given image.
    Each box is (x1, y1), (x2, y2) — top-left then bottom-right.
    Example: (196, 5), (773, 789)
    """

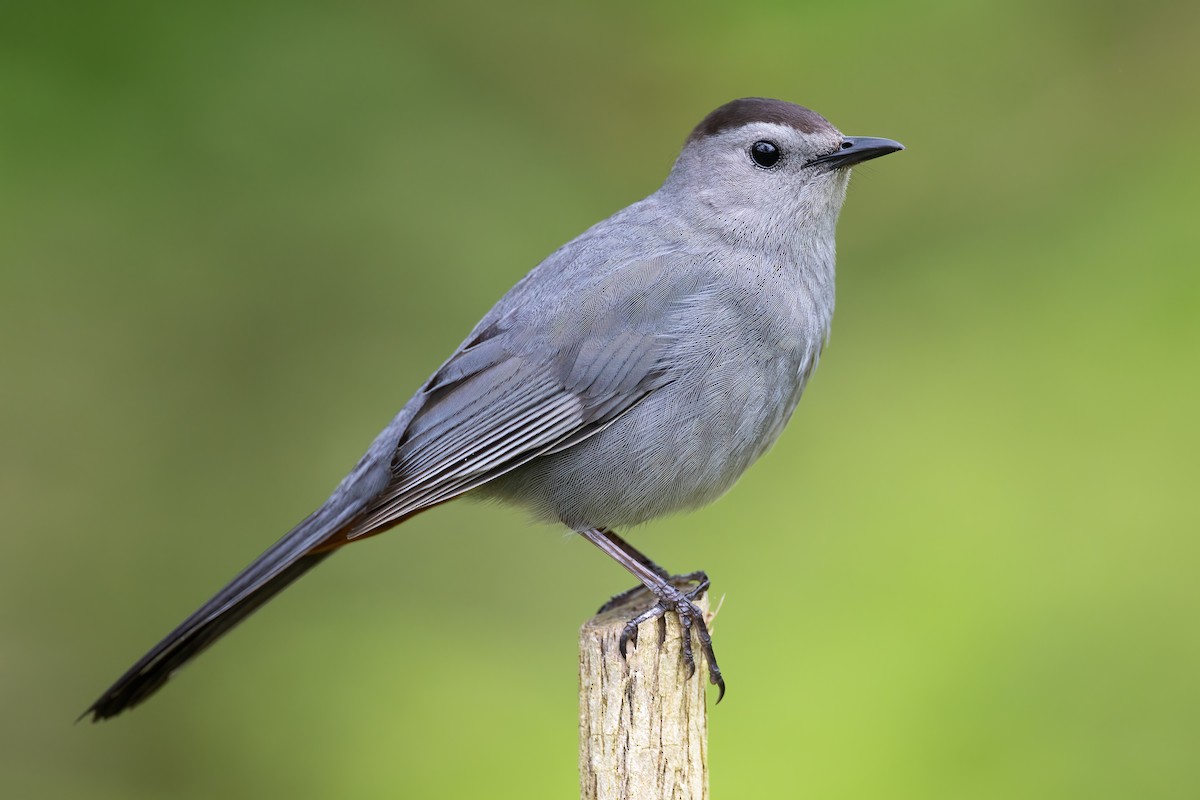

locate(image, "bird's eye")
(749, 140), (781, 168)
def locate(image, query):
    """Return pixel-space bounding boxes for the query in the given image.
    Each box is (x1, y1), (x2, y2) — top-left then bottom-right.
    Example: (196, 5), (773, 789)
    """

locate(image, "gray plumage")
(85, 98), (902, 720)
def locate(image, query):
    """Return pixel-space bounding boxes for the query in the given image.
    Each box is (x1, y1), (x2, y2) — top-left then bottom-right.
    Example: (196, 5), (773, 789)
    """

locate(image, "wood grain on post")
(579, 590), (713, 800)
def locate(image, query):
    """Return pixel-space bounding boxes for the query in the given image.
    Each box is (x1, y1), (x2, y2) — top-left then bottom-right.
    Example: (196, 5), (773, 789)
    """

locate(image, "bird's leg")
(594, 529), (709, 622)
(577, 526), (725, 702)
(594, 528), (671, 613)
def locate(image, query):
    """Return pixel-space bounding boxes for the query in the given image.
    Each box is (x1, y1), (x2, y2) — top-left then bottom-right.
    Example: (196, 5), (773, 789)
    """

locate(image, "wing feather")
(345, 347), (665, 537)
(342, 256), (704, 540)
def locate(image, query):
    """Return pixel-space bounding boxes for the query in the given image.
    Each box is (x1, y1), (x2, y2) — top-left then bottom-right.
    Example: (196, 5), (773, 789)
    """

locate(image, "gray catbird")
(85, 97), (903, 720)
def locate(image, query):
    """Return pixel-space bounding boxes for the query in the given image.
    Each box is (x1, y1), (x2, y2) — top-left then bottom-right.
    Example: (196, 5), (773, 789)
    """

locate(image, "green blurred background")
(3, 1), (1198, 797)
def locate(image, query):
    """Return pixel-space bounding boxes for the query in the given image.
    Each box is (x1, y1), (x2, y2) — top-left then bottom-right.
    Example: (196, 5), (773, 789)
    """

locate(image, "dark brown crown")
(687, 98), (835, 143)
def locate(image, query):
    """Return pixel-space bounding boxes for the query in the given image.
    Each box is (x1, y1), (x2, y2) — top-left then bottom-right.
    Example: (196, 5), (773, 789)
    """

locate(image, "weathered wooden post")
(578, 591), (713, 800)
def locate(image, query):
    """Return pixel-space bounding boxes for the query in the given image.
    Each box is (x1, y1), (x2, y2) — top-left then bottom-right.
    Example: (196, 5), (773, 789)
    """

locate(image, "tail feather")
(83, 551), (331, 721)
(83, 390), (418, 721)
(82, 497), (371, 722)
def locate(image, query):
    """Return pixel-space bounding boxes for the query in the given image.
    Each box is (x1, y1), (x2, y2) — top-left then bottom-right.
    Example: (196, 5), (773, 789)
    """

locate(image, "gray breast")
(481, 275), (820, 530)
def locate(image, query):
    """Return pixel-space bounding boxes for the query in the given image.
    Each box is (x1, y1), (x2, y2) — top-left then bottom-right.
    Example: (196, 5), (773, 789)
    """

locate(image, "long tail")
(83, 500), (365, 721)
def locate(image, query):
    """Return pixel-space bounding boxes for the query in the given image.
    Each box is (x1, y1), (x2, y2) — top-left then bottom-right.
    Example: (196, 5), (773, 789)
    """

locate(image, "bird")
(84, 97), (903, 720)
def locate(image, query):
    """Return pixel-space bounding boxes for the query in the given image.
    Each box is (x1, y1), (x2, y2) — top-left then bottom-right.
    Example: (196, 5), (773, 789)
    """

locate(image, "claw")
(680, 618), (697, 680)
(609, 573), (724, 701)
(619, 620), (636, 657)
(577, 530), (726, 700)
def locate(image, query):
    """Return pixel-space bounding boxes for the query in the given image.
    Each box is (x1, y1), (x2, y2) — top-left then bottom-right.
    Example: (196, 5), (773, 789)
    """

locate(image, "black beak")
(806, 136), (905, 169)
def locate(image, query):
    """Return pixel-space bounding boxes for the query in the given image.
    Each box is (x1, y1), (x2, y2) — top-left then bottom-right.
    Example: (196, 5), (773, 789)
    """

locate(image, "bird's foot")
(612, 571), (725, 702)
